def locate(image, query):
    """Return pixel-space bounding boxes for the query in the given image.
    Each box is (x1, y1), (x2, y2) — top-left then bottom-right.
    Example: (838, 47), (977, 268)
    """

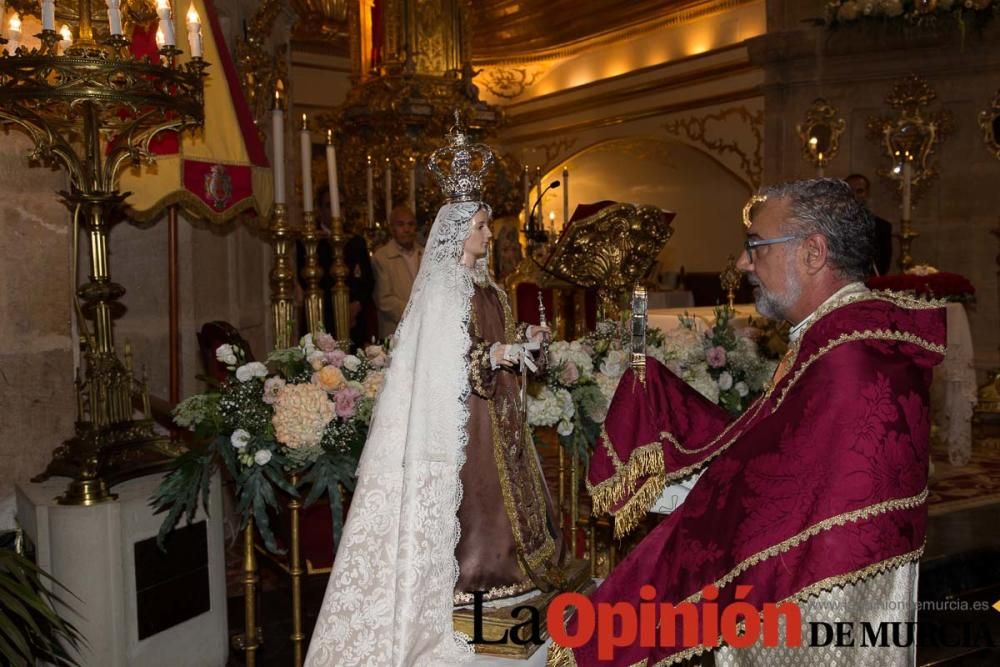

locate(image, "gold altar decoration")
(866, 74), (952, 270)
(313, 0), (523, 242)
(720, 254), (741, 309)
(0, 0), (206, 504)
(543, 203), (674, 320)
(234, 0), (288, 133)
(980, 88), (1000, 161)
(796, 98), (845, 176)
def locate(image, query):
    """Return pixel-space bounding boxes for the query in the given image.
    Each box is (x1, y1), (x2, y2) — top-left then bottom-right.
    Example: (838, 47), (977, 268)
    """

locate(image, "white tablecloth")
(931, 302), (977, 466)
(648, 303), (760, 334)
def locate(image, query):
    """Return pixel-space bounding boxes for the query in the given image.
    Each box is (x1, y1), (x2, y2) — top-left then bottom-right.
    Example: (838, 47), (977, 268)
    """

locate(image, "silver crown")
(427, 111), (495, 203)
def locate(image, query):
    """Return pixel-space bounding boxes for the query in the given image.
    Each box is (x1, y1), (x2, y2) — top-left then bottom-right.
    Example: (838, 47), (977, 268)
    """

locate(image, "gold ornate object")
(544, 204), (674, 320)
(329, 216), (351, 341)
(300, 211), (326, 336)
(270, 204), (297, 348)
(2, 0), (207, 504)
(796, 98), (846, 176)
(720, 254), (741, 309)
(742, 193), (766, 229)
(978, 89), (1000, 161)
(235, 0), (288, 133)
(866, 75), (952, 269)
(630, 285), (648, 384)
(289, 473), (304, 666)
(232, 519), (261, 667)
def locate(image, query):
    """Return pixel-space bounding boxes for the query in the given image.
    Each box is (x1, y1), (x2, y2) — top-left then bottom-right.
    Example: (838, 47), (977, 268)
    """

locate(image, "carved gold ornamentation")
(720, 254), (741, 308)
(235, 0), (290, 133)
(796, 98), (846, 175)
(544, 203), (674, 319)
(481, 66), (543, 100)
(978, 88), (1000, 161)
(866, 74), (952, 203)
(663, 106), (764, 188)
(531, 137), (579, 167)
(290, 0), (349, 50)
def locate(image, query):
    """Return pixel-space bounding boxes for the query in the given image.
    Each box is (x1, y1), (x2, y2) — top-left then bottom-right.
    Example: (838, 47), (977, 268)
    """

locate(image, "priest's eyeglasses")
(743, 235), (800, 262)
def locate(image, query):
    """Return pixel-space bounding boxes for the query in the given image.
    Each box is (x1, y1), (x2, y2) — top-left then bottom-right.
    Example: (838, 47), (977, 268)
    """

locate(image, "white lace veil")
(306, 201), (489, 666)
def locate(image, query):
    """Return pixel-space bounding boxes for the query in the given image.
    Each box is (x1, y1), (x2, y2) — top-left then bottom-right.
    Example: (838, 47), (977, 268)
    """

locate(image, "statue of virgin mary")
(305, 119), (563, 666)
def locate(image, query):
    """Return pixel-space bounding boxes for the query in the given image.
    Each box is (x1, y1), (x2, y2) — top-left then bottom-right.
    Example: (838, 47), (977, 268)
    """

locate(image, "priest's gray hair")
(759, 178), (876, 281)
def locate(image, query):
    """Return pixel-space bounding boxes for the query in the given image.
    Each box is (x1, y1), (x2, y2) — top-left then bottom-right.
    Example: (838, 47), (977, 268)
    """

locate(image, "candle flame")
(327, 129), (333, 143)
(155, 27), (166, 47)
(59, 24), (72, 44)
(187, 4), (200, 24)
(9, 14), (21, 32)
(157, 0), (171, 11)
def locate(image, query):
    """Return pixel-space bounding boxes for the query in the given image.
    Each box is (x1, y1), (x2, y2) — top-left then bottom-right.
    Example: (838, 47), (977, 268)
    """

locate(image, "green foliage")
(0, 549), (84, 667)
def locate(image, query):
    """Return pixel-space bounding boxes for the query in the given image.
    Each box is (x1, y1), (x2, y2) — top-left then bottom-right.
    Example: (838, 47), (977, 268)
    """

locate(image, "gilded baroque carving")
(866, 74), (951, 204)
(532, 138), (579, 167)
(796, 98), (846, 172)
(481, 67), (543, 100)
(662, 106), (764, 188)
(235, 0), (290, 133)
(978, 88), (1000, 161)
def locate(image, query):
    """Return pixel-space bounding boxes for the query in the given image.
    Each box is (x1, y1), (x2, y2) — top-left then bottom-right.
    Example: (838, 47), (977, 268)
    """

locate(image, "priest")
(549, 178), (946, 666)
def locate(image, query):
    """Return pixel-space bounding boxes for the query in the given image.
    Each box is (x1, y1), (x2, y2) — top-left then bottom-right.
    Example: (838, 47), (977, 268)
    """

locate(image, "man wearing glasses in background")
(554, 179), (946, 667)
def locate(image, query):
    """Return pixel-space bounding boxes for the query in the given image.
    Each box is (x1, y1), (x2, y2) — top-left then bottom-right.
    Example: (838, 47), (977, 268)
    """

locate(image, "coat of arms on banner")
(205, 164), (233, 210)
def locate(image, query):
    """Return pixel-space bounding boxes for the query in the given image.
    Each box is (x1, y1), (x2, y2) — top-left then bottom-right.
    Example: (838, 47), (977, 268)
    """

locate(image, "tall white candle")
(300, 115), (313, 213)
(562, 165), (569, 227)
(41, 0), (55, 32)
(107, 0), (123, 36)
(366, 155), (374, 228)
(384, 158), (392, 220)
(156, 0), (175, 47)
(901, 157), (912, 222)
(326, 130), (341, 219)
(185, 4), (202, 58)
(272, 93), (285, 205)
(408, 157), (416, 215)
(8, 14), (22, 52)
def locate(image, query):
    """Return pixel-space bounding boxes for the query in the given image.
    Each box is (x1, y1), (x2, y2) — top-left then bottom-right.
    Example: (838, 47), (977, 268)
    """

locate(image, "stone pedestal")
(16, 473), (228, 667)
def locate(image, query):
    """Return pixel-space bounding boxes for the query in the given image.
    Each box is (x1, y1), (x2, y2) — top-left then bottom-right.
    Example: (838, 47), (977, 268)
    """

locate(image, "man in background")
(846, 173), (893, 275)
(372, 203), (423, 338)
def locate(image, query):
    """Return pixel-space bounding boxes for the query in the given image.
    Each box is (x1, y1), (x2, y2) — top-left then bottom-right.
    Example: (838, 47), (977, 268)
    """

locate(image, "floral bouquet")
(866, 266), (975, 303)
(527, 308), (775, 457)
(152, 333), (387, 552)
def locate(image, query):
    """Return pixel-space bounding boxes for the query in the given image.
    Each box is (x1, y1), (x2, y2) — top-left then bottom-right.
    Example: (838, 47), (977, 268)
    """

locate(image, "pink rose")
(315, 333), (337, 352)
(365, 345), (387, 368)
(706, 345), (727, 368)
(558, 362), (580, 386)
(333, 386), (362, 419)
(325, 349), (347, 367)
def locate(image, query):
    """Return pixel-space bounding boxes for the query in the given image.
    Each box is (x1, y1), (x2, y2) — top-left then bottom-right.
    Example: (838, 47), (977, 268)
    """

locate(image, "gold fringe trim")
(612, 473), (667, 539)
(546, 642), (578, 666)
(647, 547), (925, 667)
(681, 488), (928, 605)
(587, 441), (664, 516)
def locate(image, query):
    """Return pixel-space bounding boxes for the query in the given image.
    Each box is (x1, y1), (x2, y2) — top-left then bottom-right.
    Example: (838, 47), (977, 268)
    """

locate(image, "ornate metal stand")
(0, 0), (207, 504)
(233, 519), (261, 667)
(300, 211), (325, 336)
(289, 473), (304, 665)
(270, 204), (297, 348)
(329, 216), (352, 341)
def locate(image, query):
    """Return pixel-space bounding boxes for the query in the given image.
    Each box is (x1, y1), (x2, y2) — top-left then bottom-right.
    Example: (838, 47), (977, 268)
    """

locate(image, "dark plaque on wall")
(134, 521), (210, 640)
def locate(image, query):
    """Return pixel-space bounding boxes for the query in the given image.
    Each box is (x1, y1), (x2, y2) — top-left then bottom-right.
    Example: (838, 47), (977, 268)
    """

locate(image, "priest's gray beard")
(748, 255), (802, 322)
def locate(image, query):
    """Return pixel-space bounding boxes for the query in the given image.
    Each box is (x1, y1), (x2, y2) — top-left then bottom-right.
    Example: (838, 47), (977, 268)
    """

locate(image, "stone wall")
(751, 9), (1000, 375)
(0, 134), (75, 500)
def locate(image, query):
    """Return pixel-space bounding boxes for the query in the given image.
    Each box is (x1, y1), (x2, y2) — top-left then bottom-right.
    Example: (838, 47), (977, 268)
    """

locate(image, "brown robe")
(454, 283), (562, 604)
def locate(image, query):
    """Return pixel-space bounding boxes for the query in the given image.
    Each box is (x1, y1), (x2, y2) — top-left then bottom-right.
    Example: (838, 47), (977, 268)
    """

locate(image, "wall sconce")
(796, 98), (845, 177)
(866, 74), (951, 270)
(979, 89), (1000, 161)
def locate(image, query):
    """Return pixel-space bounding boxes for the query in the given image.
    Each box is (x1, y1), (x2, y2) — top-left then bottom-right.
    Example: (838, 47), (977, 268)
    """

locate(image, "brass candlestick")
(289, 473), (304, 666)
(233, 518), (261, 667)
(329, 216), (352, 341)
(0, 0), (207, 504)
(270, 204), (297, 348)
(300, 210), (326, 336)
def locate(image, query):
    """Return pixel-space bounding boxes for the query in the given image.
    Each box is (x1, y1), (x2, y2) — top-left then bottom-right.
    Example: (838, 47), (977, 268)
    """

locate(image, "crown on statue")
(427, 111), (495, 203)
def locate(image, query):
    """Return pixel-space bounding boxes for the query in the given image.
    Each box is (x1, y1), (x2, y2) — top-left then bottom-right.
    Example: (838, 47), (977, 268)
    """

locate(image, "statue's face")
(463, 208), (493, 260)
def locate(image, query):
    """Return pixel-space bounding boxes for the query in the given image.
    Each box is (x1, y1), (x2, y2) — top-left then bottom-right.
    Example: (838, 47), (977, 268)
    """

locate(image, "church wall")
(751, 17), (1000, 375)
(0, 134), (76, 500)
(497, 44), (765, 277)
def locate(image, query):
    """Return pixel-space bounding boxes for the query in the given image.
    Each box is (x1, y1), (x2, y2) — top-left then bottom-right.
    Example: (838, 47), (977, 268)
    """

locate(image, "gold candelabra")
(0, 0), (207, 504)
